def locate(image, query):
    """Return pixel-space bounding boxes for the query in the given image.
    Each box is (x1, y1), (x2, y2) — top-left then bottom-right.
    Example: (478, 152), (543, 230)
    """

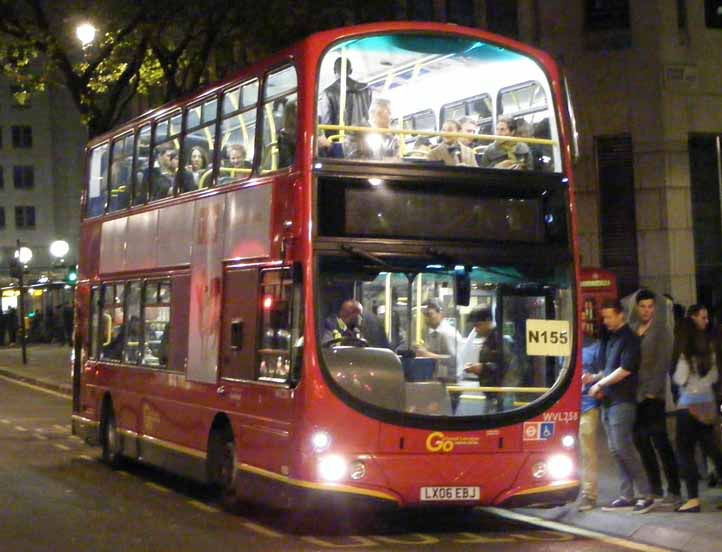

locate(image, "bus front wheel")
(208, 428), (241, 511)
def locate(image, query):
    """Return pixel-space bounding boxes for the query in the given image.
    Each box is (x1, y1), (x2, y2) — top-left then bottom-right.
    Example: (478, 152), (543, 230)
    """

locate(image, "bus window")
(261, 65), (297, 173)
(143, 280), (171, 368)
(100, 283), (125, 362)
(258, 269), (294, 382)
(89, 286), (100, 359)
(219, 80), (258, 185)
(132, 125), (151, 206)
(181, 98), (217, 192)
(86, 143), (108, 218)
(316, 34), (560, 171)
(109, 133), (134, 212)
(150, 114), (181, 201)
(123, 282), (142, 365)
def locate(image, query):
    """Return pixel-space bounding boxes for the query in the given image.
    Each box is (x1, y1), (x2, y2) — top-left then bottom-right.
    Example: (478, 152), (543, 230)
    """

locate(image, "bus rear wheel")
(208, 428), (241, 511)
(101, 402), (122, 467)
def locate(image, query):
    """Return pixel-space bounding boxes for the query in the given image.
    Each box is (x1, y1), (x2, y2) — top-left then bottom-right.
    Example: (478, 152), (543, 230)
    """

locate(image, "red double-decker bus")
(72, 21), (582, 511)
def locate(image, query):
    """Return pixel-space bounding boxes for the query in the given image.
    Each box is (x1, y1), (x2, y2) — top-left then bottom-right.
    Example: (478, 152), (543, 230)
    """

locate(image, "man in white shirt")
(413, 301), (463, 380)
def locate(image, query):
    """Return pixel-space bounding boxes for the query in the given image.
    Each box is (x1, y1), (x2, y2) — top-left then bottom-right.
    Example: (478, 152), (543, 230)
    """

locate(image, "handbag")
(688, 401), (718, 425)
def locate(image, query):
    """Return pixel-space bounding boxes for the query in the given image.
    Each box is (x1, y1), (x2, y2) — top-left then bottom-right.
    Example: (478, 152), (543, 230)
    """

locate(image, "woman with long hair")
(672, 322), (722, 512)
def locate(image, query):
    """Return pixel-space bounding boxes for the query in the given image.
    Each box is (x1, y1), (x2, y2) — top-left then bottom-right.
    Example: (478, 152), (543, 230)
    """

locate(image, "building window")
(706, 0), (722, 28)
(586, 0), (630, 31)
(0, 166), (4, 189)
(15, 206), (36, 229)
(11, 125), (32, 148)
(0, 127), (3, 149)
(486, 0), (518, 38)
(13, 166), (34, 189)
(447, 0), (476, 27)
(596, 134), (639, 296)
(0, 207), (5, 230)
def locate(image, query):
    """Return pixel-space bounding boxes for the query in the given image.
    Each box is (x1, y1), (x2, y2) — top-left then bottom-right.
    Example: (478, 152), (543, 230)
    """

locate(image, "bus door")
(219, 267), (296, 473)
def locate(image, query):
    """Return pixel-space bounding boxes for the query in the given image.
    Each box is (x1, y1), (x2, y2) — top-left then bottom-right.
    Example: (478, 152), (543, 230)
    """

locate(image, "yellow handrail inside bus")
(446, 386), (550, 394)
(103, 313), (112, 346)
(198, 169), (214, 189)
(317, 124), (557, 146)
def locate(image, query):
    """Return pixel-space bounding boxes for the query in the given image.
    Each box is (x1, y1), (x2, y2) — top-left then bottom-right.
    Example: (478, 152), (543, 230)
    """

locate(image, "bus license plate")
(420, 486), (480, 501)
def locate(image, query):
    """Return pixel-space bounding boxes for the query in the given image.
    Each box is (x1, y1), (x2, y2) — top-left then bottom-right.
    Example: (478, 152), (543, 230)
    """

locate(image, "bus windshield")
(317, 254), (574, 419)
(317, 33), (560, 172)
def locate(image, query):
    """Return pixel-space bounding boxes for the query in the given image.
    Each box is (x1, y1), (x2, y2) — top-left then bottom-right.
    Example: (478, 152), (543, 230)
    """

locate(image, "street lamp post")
(14, 240), (33, 365)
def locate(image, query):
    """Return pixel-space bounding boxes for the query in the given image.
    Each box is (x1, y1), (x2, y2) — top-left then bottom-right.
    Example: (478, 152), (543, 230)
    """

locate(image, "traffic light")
(66, 266), (78, 284)
(8, 256), (23, 279)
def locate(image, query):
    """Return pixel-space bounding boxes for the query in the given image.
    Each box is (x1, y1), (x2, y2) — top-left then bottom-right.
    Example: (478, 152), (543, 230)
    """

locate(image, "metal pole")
(16, 239), (27, 365)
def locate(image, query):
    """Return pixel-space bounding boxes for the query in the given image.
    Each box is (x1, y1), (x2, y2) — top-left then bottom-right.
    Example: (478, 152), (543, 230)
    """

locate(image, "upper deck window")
(86, 143), (108, 218)
(261, 66), (298, 174)
(316, 33), (561, 172)
(219, 79), (259, 185)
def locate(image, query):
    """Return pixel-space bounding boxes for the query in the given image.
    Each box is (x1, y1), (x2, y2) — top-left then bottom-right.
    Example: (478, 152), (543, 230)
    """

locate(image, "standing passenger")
(588, 299), (656, 514)
(630, 289), (681, 505)
(414, 301), (464, 381)
(578, 334), (602, 511)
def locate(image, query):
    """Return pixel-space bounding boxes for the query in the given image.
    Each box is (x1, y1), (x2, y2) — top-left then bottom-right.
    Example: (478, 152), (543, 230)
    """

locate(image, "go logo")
(426, 431), (455, 453)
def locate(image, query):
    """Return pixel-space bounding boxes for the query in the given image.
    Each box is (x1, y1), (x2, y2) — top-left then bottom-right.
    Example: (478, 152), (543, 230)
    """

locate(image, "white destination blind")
(525, 319), (571, 357)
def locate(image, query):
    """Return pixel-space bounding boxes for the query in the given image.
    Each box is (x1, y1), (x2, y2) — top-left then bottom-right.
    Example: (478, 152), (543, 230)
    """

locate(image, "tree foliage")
(0, 0), (400, 137)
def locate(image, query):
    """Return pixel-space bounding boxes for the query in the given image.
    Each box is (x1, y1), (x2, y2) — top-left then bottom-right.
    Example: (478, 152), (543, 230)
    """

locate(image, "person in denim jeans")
(578, 335), (601, 511)
(588, 299), (656, 514)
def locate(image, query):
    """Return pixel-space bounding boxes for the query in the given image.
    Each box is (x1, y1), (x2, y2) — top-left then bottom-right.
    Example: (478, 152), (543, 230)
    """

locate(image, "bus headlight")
(547, 454), (574, 480)
(561, 434), (575, 449)
(311, 431), (332, 452)
(318, 455), (347, 482)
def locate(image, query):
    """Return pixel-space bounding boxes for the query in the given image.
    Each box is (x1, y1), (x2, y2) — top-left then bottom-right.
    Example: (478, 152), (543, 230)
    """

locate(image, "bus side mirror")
(454, 271), (471, 306)
(231, 319), (244, 350)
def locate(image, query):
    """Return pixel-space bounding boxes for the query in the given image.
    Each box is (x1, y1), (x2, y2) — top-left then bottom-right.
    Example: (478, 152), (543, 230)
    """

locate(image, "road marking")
(77, 455), (95, 462)
(300, 536), (378, 548)
(14, 425), (28, 432)
(480, 507), (673, 552)
(54, 443), (71, 451)
(187, 500), (220, 513)
(0, 375), (70, 399)
(242, 522), (284, 538)
(34, 433), (48, 440)
(54, 424), (69, 432)
(0, 419), (10, 424)
(145, 482), (171, 494)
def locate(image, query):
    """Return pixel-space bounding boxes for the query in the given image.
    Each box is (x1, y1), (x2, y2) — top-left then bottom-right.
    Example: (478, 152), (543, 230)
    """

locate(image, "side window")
(89, 286), (100, 359)
(219, 80), (258, 185)
(261, 66), (297, 173)
(181, 97), (217, 193)
(150, 113), (181, 201)
(143, 280), (171, 368)
(123, 282), (142, 364)
(86, 143), (108, 218)
(498, 81), (548, 138)
(132, 125), (151, 205)
(100, 283), (125, 362)
(257, 269), (295, 382)
(109, 133), (134, 212)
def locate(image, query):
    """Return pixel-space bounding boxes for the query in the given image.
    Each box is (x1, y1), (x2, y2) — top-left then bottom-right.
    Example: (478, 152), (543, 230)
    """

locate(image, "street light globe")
(50, 240), (70, 259)
(76, 22), (97, 48)
(15, 246), (33, 265)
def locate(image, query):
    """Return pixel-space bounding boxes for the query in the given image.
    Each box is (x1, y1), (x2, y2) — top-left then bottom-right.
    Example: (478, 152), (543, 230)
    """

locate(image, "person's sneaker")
(577, 496), (596, 512)
(602, 497), (635, 511)
(632, 497), (656, 514)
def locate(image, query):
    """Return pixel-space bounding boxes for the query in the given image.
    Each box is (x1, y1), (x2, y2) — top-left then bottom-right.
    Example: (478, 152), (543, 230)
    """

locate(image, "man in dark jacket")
(318, 58), (373, 132)
(588, 299), (656, 514)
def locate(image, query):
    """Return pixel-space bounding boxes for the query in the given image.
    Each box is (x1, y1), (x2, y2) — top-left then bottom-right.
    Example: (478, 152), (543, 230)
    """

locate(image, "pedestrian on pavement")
(672, 320), (722, 512)
(630, 289), (681, 505)
(0, 308), (6, 346)
(578, 333), (602, 511)
(588, 299), (656, 514)
(6, 307), (18, 346)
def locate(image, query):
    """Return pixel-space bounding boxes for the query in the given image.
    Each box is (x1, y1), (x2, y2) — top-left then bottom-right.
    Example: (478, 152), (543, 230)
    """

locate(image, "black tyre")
(101, 402), (122, 466)
(208, 428), (241, 511)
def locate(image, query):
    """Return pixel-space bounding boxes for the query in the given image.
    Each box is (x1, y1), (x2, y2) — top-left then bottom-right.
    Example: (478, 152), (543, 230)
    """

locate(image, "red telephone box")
(580, 267), (619, 337)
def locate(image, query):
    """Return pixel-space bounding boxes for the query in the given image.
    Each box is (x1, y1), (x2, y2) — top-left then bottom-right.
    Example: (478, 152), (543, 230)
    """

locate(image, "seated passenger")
(458, 116), (480, 149)
(479, 116), (531, 170)
(351, 98), (399, 160)
(428, 120), (477, 167)
(219, 144), (251, 184)
(322, 299), (364, 344)
(406, 136), (432, 158)
(183, 146), (209, 191)
(148, 145), (177, 200)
